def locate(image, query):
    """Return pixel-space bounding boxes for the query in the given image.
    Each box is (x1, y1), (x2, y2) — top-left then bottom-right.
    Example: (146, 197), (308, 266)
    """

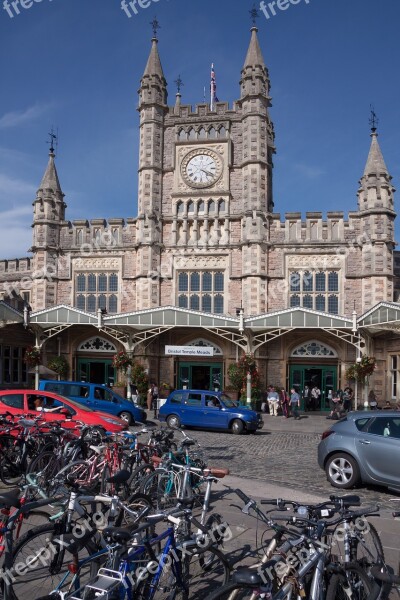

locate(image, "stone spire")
(358, 126), (395, 214)
(240, 26), (270, 99)
(139, 28), (167, 107)
(363, 130), (389, 177)
(38, 150), (63, 196)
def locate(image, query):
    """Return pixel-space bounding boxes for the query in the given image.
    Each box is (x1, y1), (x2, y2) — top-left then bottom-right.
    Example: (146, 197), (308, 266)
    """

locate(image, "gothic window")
(187, 201), (194, 215)
(328, 271), (339, 292)
(303, 295), (313, 309)
(208, 200), (215, 214)
(315, 272), (326, 292)
(198, 128), (206, 139)
(290, 272), (301, 292)
(76, 229), (83, 246)
(88, 274), (97, 292)
(112, 228), (119, 244)
(98, 274), (107, 292)
(291, 342), (337, 358)
(87, 295), (96, 313)
(219, 126), (226, 137)
(218, 200), (225, 213)
(328, 295), (339, 315)
(290, 294), (301, 308)
(178, 129), (186, 141)
(316, 295), (325, 312)
(177, 271), (224, 314)
(208, 127), (216, 139)
(303, 271), (313, 292)
(77, 295), (85, 311)
(77, 274), (86, 292)
(177, 202), (184, 216)
(98, 294), (107, 311)
(188, 128), (196, 140)
(190, 294), (200, 310)
(109, 274), (118, 292)
(198, 200), (205, 214)
(109, 295), (118, 314)
(179, 273), (189, 292)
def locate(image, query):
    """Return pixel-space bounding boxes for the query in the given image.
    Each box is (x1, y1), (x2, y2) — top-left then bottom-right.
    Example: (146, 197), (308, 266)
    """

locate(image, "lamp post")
(246, 371), (252, 407)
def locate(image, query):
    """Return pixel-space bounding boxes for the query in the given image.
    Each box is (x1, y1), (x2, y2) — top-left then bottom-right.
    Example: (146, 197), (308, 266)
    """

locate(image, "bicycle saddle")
(181, 439), (196, 447)
(232, 567), (265, 586)
(0, 488), (20, 509)
(103, 526), (132, 544)
(106, 469), (131, 485)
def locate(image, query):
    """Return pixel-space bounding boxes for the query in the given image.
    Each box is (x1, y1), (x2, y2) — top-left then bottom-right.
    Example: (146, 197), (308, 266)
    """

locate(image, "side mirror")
(112, 397), (119, 404)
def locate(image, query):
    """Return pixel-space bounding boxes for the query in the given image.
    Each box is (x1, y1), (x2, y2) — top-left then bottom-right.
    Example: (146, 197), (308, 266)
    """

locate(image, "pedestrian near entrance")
(290, 388), (300, 419)
(279, 387), (289, 418)
(303, 385), (311, 411)
(267, 386), (279, 416)
(311, 385), (320, 411)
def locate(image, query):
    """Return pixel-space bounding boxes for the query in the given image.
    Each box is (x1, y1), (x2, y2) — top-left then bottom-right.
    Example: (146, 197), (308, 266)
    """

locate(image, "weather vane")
(46, 127), (58, 154)
(150, 17), (160, 38)
(175, 75), (184, 94)
(250, 4), (259, 26)
(369, 105), (379, 132)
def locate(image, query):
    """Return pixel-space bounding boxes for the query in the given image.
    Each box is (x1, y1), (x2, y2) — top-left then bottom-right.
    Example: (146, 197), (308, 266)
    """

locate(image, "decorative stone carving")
(291, 340), (337, 358)
(175, 255), (227, 269)
(78, 337), (117, 353)
(286, 255), (342, 269)
(73, 257), (121, 270)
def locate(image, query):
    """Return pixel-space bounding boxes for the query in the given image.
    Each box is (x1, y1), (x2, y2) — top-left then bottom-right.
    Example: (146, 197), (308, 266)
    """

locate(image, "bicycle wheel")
(127, 463), (154, 494)
(331, 520), (384, 566)
(140, 468), (181, 510)
(115, 492), (155, 528)
(186, 546), (230, 599)
(205, 582), (263, 599)
(53, 460), (100, 494)
(326, 563), (373, 600)
(27, 451), (62, 496)
(8, 522), (101, 600)
(0, 438), (24, 486)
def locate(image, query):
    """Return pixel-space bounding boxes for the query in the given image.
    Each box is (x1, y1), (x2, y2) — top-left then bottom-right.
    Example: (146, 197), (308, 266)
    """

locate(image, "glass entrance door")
(289, 365), (337, 411)
(178, 362), (223, 391)
(77, 359), (115, 386)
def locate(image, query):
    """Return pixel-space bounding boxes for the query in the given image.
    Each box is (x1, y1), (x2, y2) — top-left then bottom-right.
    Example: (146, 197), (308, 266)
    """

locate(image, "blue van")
(158, 389), (263, 434)
(38, 380), (146, 425)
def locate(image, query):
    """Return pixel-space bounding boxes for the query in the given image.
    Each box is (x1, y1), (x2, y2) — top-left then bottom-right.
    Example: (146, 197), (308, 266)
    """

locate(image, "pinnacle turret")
(358, 126), (395, 214)
(38, 151), (63, 195)
(240, 26), (270, 100)
(363, 130), (389, 177)
(139, 33), (167, 107)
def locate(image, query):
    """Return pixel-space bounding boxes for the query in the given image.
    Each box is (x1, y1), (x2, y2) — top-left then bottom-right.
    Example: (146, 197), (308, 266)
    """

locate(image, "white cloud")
(0, 173), (36, 198)
(0, 175), (35, 258)
(293, 163), (326, 180)
(0, 103), (51, 129)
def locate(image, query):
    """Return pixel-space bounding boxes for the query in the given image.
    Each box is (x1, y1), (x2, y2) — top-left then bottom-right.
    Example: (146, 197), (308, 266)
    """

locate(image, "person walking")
(311, 385), (320, 411)
(130, 383), (139, 404)
(342, 387), (353, 412)
(279, 387), (289, 418)
(303, 385), (311, 412)
(147, 383), (154, 412)
(267, 386), (279, 416)
(290, 388), (300, 420)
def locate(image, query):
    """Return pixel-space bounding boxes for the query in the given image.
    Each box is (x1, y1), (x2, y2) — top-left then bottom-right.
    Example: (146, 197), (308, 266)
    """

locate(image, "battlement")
(166, 101), (239, 122)
(0, 258), (31, 274)
(59, 218), (137, 249)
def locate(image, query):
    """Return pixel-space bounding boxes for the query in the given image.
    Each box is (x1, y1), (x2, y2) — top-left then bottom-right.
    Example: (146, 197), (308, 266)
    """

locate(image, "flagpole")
(210, 63), (213, 111)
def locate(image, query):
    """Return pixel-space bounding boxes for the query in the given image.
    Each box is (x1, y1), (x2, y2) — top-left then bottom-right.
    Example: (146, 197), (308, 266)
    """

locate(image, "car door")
(92, 386), (114, 412)
(359, 416), (400, 486)
(203, 394), (225, 429)
(0, 392), (25, 415)
(182, 392), (203, 426)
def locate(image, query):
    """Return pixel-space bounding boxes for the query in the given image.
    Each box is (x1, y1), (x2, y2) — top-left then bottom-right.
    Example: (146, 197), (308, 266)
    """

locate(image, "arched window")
(88, 274), (96, 292)
(214, 294), (224, 314)
(76, 295), (85, 311)
(178, 273), (188, 292)
(219, 126), (226, 137)
(177, 201), (184, 216)
(203, 272), (212, 291)
(178, 294), (188, 308)
(87, 295), (96, 313)
(316, 272), (326, 292)
(109, 274), (118, 292)
(290, 295), (300, 308)
(214, 272), (224, 292)
(328, 295), (339, 315)
(208, 127), (216, 139)
(208, 200), (215, 214)
(316, 295), (326, 311)
(190, 294), (200, 311)
(178, 129), (186, 141)
(302, 271), (313, 292)
(188, 128), (196, 140)
(198, 200), (204, 214)
(76, 230), (83, 246)
(202, 294), (212, 312)
(303, 294), (313, 309)
(98, 274), (107, 292)
(187, 201), (194, 215)
(77, 274), (86, 292)
(218, 200), (225, 213)
(109, 295), (118, 314)
(198, 128), (206, 139)
(190, 272), (200, 292)
(328, 271), (339, 292)
(290, 272), (300, 292)
(98, 294), (107, 311)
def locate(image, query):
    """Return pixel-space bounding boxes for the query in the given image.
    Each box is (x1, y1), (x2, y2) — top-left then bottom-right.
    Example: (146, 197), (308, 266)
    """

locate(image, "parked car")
(0, 389), (127, 433)
(38, 380), (146, 425)
(158, 389), (263, 434)
(318, 411), (400, 490)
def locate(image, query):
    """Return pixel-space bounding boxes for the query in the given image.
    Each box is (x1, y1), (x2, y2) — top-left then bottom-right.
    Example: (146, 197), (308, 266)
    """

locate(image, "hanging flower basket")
(112, 351), (132, 373)
(47, 356), (69, 378)
(346, 356), (376, 382)
(24, 346), (41, 368)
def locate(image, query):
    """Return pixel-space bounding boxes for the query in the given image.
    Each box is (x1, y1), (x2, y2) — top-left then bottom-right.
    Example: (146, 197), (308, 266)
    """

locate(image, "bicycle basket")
(64, 568), (125, 599)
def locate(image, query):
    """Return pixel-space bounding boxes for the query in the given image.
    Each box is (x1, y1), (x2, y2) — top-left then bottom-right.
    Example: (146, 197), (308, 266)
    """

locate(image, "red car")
(0, 390), (127, 433)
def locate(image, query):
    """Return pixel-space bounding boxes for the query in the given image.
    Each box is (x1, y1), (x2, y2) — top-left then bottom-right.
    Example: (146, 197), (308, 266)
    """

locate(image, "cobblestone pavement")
(156, 422), (400, 511)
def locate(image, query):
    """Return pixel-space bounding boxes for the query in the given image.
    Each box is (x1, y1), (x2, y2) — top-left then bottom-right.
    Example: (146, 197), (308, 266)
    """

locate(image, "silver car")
(318, 411), (400, 490)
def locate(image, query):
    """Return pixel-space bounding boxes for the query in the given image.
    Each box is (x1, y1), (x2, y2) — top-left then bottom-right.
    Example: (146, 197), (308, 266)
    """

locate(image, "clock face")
(181, 149), (222, 188)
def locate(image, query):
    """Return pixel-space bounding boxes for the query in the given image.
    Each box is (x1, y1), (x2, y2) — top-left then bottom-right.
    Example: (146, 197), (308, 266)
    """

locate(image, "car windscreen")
(53, 395), (94, 412)
(220, 395), (239, 408)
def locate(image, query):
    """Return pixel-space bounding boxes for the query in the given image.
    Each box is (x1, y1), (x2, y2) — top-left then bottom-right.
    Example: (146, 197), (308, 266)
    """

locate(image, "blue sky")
(0, 0), (399, 258)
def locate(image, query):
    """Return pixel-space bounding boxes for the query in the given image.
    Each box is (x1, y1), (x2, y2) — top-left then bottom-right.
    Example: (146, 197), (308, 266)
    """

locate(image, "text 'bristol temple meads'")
(1, 23), (400, 409)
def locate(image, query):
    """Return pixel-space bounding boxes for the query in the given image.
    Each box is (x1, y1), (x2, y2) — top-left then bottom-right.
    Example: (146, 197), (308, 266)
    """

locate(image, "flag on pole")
(210, 63), (219, 110)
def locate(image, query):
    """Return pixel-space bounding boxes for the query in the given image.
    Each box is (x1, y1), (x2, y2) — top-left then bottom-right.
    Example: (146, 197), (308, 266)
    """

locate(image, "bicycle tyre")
(8, 522), (101, 600)
(27, 451), (62, 496)
(127, 462), (154, 494)
(0, 438), (24, 486)
(140, 468), (181, 510)
(325, 562), (373, 600)
(115, 492), (155, 528)
(205, 582), (262, 599)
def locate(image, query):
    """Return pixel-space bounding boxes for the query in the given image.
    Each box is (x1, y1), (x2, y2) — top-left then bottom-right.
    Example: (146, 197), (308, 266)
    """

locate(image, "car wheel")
(231, 419), (244, 435)
(119, 411), (133, 426)
(326, 453), (360, 488)
(166, 415), (181, 429)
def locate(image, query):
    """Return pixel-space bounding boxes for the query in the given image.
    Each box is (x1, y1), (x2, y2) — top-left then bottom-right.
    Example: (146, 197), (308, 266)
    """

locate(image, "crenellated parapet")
(58, 218), (138, 249)
(0, 258), (32, 275)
